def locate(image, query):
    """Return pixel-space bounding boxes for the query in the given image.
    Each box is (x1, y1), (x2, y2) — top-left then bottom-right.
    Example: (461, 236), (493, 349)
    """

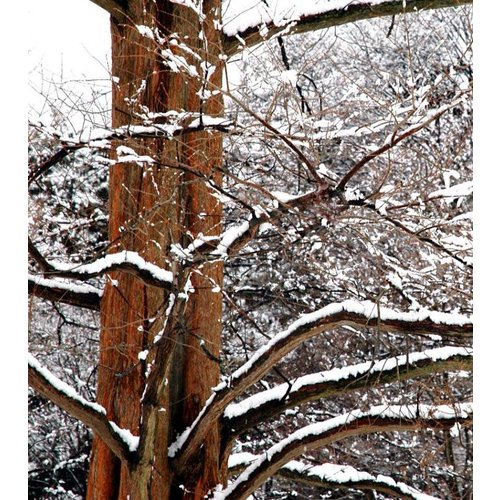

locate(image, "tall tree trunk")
(86, 1), (224, 498)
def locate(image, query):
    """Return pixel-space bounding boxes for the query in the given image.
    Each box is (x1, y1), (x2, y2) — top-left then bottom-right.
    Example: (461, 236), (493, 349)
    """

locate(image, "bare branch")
(220, 403), (473, 499)
(228, 453), (439, 499)
(170, 301), (471, 470)
(223, 0), (473, 56)
(28, 354), (135, 465)
(28, 274), (102, 311)
(223, 347), (472, 439)
(28, 236), (52, 273)
(335, 97), (467, 192)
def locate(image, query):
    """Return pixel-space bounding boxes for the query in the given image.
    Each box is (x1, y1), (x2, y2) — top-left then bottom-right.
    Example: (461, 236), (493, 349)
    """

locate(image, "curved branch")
(170, 300), (471, 469)
(28, 354), (136, 465)
(28, 236), (52, 273)
(228, 453), (439, 500)
(223, 347), (472, 439)
(222, 0), (473, 56)
(89, 0), (128, 23)
(44, 250), (174, 289)
(219, 403), (473, 499)
(28, 274), (102, 311)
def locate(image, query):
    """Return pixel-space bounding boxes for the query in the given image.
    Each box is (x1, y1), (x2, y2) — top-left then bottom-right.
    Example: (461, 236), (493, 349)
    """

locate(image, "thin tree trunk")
(86, 1), (224, 498)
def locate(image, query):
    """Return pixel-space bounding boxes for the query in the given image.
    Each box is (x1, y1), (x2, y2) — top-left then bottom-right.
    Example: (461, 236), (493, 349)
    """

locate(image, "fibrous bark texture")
(86, 1), (224, 498)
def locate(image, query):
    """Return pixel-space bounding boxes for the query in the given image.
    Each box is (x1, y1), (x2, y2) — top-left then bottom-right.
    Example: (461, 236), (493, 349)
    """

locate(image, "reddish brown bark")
(86, 1), (224, 498)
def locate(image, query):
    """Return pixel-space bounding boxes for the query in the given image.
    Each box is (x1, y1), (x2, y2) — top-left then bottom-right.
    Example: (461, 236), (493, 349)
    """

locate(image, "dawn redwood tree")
(28, 1), (473, 499)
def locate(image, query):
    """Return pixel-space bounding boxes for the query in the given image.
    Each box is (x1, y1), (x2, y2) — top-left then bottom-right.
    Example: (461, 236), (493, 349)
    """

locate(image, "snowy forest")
(28, 0), (473, 499)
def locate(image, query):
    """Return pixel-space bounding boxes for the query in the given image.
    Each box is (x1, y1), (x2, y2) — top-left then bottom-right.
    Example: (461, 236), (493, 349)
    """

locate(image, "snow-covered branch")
(28, 117), (236, 184)
(44, 250), (174, 289)
(228, 453), (438, 500)
(223, 347), (472, 437)
(170, 300), (471, 470)
(28, 354), (138, 464)
(222, 0), (472, 55)
(28, 274), (102, 311)
(216, 403), (473, 499)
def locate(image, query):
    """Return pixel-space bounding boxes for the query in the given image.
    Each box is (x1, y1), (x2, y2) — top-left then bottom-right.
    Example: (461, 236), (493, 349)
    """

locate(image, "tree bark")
(86, 1), (224, 498)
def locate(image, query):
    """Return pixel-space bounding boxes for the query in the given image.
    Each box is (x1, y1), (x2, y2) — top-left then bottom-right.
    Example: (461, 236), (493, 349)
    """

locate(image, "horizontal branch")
(45, 250), (173, 289)
(223, 0), (472, 56)
(28, 354), (137, 464)
(170, 300), (471, 470)
(228, 453), (438, 500)
(223, 347), (472, 438)
(218, 403), (473, 499)
(28, 118), (236, 184)
(28, 274), (102, 311)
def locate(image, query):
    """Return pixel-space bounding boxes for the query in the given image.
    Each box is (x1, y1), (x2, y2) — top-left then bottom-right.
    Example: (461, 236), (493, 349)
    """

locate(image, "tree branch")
(223, 347), (472, 439)
(42, 250), (173, 290)
(170, 300), (471, 470)
(223, 0), (473, 56)
(28, 274), (102, 311)
(219, 403), (473, 499)
(28, 118), (236, 184)
(228, 453), (439, 500)
(88, 0), (128, 23)
(28, 354), (136, 465)
(335, 97), (466, 192)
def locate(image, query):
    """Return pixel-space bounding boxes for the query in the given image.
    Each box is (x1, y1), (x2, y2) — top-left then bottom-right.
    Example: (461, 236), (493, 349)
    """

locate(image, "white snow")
(28, 273), (103, 296)
(224, 347), (472, 419)
(228, 299), (471, 382)
(48, 250), (173, 284)
(222, 0), (395, 37)
(29, 354), (141, 453)
(28, 354), (106, 415)
(218, 403), (472, 498)
(109, 422), (140, 452)
(429, 181), (473, 200)
(213, 221), (250, 257)
(228, 453), (438, 499)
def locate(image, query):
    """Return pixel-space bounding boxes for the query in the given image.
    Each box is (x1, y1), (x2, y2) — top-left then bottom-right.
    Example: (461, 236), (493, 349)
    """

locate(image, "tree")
(28, 1), (473, 499)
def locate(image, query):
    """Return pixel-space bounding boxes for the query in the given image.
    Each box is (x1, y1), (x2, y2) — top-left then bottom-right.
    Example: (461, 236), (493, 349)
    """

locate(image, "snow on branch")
(28, 273), (102, 311)
(223, 346), (472, 436)
(45, 250), (174, 289)
(28, 354), (138, 464)
(228, 453), (438, 500)
(215, 403), (473, 499)
(169, 300), (471, 469)
(28, 117), (236, 184)
(222, 0), (472, 55)
(335, 96), (467, 192)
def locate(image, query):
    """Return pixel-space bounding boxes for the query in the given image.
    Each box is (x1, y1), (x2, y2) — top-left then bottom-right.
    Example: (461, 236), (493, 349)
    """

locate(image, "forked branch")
(170, 300), (471, 470)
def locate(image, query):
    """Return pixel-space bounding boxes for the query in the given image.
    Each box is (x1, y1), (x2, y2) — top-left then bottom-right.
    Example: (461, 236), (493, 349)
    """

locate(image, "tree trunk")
(86, 1), (224, 498)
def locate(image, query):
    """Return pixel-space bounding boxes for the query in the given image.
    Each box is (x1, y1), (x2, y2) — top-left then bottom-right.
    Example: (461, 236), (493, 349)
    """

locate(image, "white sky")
(28, 0), (110, 80)
(28, 0), (111, 124)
